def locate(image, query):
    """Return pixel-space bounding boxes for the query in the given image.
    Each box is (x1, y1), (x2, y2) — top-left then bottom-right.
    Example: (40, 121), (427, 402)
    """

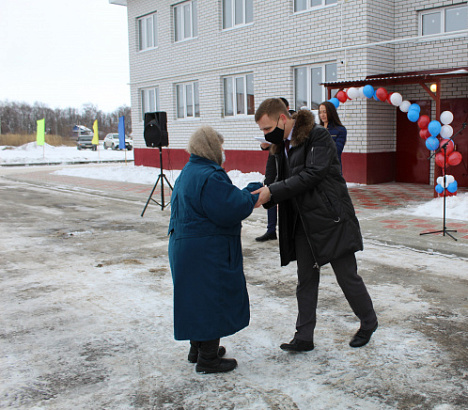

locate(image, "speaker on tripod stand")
(141, 111), (173, 216)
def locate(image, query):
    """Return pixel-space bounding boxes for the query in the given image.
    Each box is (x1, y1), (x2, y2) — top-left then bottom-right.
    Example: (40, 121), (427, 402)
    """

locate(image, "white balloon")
(399, 100), (411, 112)
(440, 125), (453, 139)
(440, 111), (454, 125)
(347, 87), (359, 100)
(358, 86), (365, 98)
(446, 175), (455, 184)
(390, 92), (403, 106)
(439, 176), (451, 188)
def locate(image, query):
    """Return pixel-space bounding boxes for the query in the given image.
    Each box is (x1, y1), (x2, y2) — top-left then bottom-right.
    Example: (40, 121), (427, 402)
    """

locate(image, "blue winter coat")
(168, 154), (261, 341)
(327, 123), (347, 165)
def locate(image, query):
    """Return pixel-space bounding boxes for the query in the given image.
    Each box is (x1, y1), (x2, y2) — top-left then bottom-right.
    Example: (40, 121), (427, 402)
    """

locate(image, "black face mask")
(264, 117), (285, 144)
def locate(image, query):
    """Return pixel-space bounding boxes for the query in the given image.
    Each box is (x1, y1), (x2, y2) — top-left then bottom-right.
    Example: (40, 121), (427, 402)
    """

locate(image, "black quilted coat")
(264, 109), (363, 267)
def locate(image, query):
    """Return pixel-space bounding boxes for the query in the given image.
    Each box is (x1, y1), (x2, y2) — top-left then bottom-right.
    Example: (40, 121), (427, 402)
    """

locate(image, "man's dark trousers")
(293, 225), (377, 342)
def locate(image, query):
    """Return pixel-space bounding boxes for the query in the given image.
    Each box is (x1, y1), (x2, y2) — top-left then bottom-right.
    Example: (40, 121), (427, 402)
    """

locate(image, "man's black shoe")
(349, 322), (378, 348)
(280, 338), (314, 352)
(255, 231), (277, 242)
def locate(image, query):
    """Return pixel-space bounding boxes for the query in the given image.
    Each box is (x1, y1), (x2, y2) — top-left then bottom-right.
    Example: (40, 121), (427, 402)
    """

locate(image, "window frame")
(294, 62), (337, 111)
(223, 73), (255, 117)
(175, 81), (200, 119)
(141, 87), (160, 121)
(294, 0), (337, 14)
(419, 4), (468, 36)
(174, 0), (198, 43)
(138, 12), (158, 51)
(222, 0), (254, 30)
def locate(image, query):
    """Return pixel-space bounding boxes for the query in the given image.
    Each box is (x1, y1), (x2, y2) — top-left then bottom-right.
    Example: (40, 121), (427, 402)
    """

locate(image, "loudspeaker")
(144, 112), (169, 147)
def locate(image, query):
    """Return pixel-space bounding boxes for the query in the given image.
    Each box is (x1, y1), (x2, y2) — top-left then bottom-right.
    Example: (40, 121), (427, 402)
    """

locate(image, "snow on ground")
(1, 143), (468, 408)
(0, 142), (133, 165)
(2, 143), (467, 220)
(53, 164), (468, 222)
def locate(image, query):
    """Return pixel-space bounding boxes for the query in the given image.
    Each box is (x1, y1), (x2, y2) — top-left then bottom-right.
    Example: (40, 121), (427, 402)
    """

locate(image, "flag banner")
(36, 119), (45, 146)
(118, 116), (125, 149)
(92, 120), (99, 145)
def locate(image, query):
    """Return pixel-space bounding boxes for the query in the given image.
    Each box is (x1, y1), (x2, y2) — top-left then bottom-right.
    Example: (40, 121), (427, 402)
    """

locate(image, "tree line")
(0, 100), (132, 138)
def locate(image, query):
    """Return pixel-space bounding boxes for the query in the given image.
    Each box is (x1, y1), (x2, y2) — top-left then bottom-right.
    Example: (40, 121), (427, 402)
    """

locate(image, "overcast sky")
(0, 0), (130, 113)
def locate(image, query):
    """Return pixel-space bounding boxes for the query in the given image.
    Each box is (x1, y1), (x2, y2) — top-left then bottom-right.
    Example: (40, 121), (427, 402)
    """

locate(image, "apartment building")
(110, 0), (468, 186)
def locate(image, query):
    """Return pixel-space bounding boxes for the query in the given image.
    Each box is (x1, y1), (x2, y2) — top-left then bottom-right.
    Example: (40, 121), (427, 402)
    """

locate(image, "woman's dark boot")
(195, 339), (237, 373)
(188, 340), (226, 363)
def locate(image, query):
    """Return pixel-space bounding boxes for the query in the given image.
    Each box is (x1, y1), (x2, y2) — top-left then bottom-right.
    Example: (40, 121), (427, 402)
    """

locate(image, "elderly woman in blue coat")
(168, 125), (261, 374)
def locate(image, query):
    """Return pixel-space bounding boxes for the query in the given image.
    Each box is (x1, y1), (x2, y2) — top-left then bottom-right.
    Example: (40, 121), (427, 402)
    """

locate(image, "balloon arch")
(329, 86), (462, 196)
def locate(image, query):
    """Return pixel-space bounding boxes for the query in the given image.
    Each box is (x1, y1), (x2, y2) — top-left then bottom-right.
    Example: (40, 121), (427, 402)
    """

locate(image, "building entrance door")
(396, 100), (431, 184)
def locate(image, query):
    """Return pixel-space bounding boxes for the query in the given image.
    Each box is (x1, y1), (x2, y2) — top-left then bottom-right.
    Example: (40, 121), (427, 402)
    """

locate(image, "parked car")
(77, 134), (97, 151)
(103, 133), (133, 150)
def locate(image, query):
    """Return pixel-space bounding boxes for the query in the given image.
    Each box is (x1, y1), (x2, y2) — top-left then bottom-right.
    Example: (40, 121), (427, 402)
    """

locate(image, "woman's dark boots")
(195, 339), (237, 374)
(188, 341), (226, 363)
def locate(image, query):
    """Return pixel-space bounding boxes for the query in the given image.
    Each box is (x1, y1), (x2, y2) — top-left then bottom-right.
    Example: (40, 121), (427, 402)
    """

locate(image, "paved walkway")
(4, 166), (468, 258)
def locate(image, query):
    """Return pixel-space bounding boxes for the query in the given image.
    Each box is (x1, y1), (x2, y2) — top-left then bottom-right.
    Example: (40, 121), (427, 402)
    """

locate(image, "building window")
(176, 82), (200, 119)
(138, 13), (158, 51)
(294, 0), (337, 13)
(420, 4), (467, 36)
(294, 63), (337, 110)
(174, 0), (198, 42)
(223, 0), (253, 29)
(223, 73), (254, 116)
(141, 87), (159, 120)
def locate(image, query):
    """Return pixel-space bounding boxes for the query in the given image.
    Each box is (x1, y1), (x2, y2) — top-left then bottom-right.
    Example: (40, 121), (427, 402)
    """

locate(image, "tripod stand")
(141, 146), (173, 216)
(420, 122), (466, 241)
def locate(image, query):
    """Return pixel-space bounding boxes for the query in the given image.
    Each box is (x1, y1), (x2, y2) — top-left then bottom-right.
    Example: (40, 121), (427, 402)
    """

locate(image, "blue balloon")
(363, 85), (374, 99)
(426, 136), (440, 151)
(447, 181), (458, 193)
(407, 109), (420, 122)
(373, 91), (379, 101)
(409, 103), (421, 113)
(428, 120), (442, 137)
(329, 97), (340, 108)
(435, 184), (444, 194)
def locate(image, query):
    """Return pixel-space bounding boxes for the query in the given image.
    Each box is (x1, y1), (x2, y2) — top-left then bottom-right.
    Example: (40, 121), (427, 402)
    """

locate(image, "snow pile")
(1, 142), (133, 164)
(2, 143), (468, 221)
(396, 193), (468, 221)
(54, 164), (468, 222)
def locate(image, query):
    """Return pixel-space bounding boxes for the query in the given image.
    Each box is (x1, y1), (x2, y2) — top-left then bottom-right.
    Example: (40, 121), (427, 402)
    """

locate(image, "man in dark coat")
(252, 98), (378, 351)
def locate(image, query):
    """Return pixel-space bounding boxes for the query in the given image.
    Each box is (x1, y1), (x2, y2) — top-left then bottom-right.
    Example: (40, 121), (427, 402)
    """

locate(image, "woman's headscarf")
(187, 126), (224, 165)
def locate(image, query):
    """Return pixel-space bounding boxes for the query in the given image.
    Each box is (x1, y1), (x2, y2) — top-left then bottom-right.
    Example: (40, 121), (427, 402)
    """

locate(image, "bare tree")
(0, 100), (132, 138)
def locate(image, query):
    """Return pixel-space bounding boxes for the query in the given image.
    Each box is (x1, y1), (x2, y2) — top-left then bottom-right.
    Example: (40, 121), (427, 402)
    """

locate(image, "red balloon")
(439, 139), (454, 155)
(417, 115), (430, 129)
(336, 90), (348, 103)
(435, 152), (445, 168)
(419, 129), (431, 140)
(375, 87), (388, 101)
(447, 151), (462, 166)
(386, 92), (393, 104)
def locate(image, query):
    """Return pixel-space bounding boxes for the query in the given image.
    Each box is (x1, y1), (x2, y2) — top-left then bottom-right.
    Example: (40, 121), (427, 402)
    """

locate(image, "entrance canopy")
(322, 67), (468, 118)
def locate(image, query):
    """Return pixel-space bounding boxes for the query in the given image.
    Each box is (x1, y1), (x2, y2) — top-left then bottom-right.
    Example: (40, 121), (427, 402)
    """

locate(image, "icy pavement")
(0, 166), (467, 409)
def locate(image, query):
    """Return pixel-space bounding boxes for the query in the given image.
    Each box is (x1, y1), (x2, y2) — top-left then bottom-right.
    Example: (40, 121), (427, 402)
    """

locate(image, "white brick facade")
(114, 0), (468, 182)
